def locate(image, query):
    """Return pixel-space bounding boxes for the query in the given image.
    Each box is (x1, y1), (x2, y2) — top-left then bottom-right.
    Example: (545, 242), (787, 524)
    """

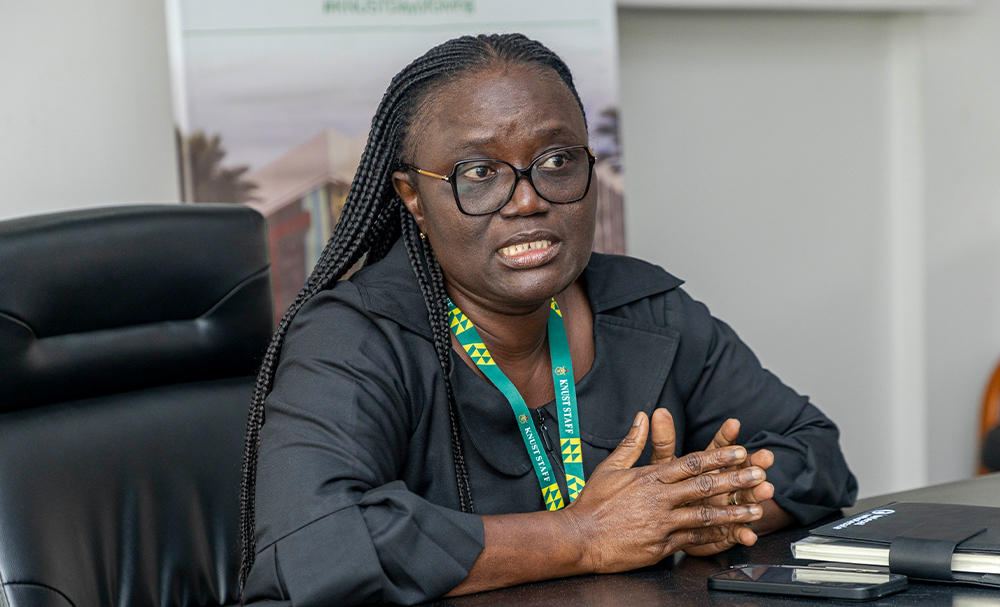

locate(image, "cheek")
(567, 196), (599, 243)
(424, 208), (487, 245)
(417, 188), (468, 237)
(422, 205), (492, 266)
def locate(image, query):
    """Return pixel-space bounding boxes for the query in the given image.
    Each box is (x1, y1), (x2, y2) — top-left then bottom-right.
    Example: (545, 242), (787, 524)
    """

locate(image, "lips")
(500, 239), (551, 257)
(496, 233), (562, 270)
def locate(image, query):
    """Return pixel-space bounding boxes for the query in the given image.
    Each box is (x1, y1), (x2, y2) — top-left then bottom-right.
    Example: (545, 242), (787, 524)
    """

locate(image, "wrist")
(558, 505), (596, 575)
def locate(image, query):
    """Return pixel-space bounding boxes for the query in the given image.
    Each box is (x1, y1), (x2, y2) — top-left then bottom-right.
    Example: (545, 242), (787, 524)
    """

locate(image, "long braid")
(399, 206), (475, 512)
(425, 247), (475, 511)
(239, 33), (586, 594)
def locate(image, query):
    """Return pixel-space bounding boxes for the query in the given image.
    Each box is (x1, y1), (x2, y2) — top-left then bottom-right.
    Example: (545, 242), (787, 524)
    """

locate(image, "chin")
(495, 259), (582, 307)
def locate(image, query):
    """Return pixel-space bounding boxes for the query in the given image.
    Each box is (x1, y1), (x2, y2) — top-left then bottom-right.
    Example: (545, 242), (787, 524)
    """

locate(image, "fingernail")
(632, 412), (642, 427)
(750, 505), (763, 516)
(730, 447), (746, 461)
(750, 467), (763, 480)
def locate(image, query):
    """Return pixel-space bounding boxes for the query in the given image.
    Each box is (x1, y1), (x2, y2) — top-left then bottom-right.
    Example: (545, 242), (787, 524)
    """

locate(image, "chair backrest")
(0, 204), (273, 607)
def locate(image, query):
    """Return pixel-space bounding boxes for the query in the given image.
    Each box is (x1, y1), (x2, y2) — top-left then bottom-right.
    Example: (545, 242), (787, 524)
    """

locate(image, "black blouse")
(243, 240), (858, 606)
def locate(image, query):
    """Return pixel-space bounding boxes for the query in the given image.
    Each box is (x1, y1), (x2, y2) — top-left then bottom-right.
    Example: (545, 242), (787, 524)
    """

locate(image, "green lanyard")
(448, 298), (585, 511)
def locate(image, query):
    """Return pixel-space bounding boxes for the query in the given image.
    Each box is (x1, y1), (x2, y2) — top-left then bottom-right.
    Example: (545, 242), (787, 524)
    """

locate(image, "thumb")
(595, 411), (648, 471)
(649, 408), (676, 466)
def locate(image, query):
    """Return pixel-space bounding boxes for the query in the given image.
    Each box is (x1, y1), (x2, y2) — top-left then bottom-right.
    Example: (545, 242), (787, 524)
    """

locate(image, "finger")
(732, 480), (775, 507)
(749, 448), (774, 470)
(649, 408), (676, 466)
(594, 412), (648, 472)
(683, 538), (735, 557)
(735, 524), (759, 546)
(706, 418), (741, 451)
(666, 526), (730, 556)
(683, 525), (739, 557)
(720, 446), (773, 474)
(670, 503), (763, 531)
(654, 446), (747, 485)
(670, 465), (765, 504)
(685, 524), (758, 557)
(699, 477), (771, 509)
(697, 491), (736, 508)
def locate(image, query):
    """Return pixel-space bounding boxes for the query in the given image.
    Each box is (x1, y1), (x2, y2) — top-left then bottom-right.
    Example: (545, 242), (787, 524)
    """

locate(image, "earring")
(419, 232), (426, 240)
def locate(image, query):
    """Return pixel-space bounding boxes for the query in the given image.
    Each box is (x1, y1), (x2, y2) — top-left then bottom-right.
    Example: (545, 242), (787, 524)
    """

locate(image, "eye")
(458, 164), (496, 181)
(539, 154), (567, 169)
(538, 149), (581, 170)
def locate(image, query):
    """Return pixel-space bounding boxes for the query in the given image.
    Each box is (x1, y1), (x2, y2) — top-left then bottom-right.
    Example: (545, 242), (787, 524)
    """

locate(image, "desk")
(429, 474), (1000, 606)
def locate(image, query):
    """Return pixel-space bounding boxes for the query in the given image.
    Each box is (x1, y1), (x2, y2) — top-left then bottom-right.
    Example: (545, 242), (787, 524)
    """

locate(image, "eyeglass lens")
(454, 147), (591, 215)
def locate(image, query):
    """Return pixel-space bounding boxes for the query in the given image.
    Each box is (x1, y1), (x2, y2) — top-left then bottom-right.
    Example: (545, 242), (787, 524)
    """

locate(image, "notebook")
(791, 502), (1000, 587)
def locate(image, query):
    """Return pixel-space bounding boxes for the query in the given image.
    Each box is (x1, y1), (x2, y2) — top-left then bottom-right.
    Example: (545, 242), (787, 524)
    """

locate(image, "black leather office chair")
(0, 204), (273, 607)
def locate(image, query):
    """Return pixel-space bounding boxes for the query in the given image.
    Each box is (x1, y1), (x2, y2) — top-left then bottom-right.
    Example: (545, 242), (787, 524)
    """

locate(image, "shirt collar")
(353, 239), (684, 338)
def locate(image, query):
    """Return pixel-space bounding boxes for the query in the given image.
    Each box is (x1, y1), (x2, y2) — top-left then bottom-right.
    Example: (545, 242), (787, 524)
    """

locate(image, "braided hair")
(238, 33), (587, 590)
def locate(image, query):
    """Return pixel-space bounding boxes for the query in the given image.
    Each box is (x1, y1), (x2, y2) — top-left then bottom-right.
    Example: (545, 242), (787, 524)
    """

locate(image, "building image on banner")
(243, 131), (367, 316)
(166, 0), (622, 322)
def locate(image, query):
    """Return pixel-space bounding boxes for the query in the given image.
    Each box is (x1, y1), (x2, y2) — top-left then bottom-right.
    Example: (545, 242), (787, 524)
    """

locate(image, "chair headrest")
(0, 204), (274, 411)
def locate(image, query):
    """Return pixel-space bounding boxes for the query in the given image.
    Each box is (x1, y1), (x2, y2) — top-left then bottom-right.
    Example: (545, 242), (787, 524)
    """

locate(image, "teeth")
(501, 240), (552, 257)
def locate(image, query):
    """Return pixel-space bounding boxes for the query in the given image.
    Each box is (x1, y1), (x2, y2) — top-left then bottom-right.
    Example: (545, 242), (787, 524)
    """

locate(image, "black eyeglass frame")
(405, 145), (597, 216)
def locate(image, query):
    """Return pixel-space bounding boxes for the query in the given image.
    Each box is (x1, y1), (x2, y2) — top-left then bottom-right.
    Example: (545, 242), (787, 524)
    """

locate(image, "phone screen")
(714, 565), (893, 587)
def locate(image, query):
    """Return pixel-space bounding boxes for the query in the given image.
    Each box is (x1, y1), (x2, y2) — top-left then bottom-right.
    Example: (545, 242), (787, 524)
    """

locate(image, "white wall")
(923, 1), (1000, 483)
(619, 10), (899, 497)
(619, 3), (1000, 496)
(0, 1), (179, 221)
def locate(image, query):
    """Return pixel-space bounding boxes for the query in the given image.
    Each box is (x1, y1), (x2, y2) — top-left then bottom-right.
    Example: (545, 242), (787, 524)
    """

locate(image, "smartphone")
(708, 564), (908, 601)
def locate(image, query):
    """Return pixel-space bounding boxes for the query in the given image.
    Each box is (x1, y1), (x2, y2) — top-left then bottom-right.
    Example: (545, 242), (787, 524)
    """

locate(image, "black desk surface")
(428, 474), (1000, 606)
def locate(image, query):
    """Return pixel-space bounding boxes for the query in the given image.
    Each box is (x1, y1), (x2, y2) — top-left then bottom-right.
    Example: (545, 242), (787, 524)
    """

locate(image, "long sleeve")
(673, 289), (858, 525)
(243, 289), (484, 607)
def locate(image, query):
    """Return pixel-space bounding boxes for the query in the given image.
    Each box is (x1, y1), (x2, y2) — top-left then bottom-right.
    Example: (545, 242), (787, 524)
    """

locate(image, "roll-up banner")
(166, 0), (623, 320)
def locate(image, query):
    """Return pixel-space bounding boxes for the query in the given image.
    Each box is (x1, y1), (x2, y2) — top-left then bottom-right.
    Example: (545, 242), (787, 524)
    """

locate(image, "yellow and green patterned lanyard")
(448, 298), (585, 510)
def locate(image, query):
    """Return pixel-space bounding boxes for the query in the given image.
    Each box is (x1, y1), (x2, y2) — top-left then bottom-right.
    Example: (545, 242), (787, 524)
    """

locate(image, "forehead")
(406, 64), (587, 163)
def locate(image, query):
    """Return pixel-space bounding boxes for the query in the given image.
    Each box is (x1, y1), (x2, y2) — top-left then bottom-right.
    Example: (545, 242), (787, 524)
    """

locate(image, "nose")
(498, 173), (550, 218)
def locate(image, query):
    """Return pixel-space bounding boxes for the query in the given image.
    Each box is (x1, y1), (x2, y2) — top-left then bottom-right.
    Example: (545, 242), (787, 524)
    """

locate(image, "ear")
(392, 170), (426, 232)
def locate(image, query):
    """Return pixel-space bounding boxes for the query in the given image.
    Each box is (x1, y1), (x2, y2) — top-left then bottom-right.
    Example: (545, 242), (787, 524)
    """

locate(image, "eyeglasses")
(406, 145), (596, 216)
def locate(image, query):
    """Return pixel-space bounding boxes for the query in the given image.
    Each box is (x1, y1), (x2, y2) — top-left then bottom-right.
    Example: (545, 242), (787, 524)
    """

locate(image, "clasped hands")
(560, 408), (775, 574)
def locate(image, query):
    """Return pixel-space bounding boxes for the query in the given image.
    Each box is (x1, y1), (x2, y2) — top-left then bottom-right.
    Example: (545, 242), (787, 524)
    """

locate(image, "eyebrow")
(450, 125), (581, 157)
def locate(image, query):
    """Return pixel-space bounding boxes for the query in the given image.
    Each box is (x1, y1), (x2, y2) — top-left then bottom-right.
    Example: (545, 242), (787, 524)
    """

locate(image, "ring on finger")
(728, 492), (739, 506)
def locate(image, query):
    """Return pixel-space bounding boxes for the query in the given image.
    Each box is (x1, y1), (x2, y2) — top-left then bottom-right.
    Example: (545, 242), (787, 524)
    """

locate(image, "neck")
(445, 282), (552, 365)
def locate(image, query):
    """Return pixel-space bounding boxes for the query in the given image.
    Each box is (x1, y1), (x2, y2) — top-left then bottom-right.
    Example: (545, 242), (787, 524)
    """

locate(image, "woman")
(240, 34), (857, 606)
